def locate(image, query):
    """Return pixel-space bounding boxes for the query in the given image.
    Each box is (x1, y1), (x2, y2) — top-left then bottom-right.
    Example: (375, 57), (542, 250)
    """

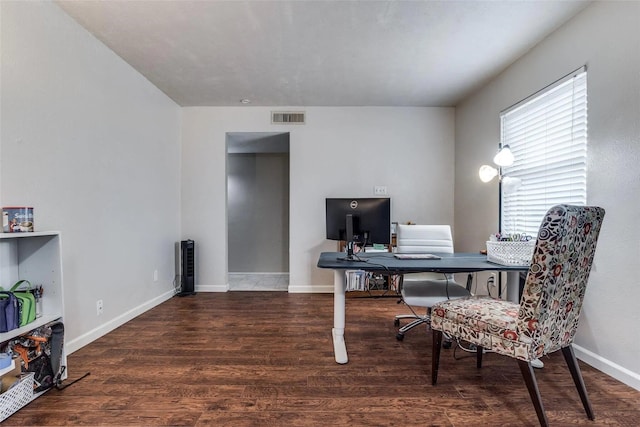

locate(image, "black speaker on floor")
(176, 239), (196, 296)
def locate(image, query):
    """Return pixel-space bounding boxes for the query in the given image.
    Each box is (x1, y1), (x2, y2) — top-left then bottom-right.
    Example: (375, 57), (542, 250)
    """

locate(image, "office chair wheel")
(396, 333), (405, 341)
(394, 319), (400, 327)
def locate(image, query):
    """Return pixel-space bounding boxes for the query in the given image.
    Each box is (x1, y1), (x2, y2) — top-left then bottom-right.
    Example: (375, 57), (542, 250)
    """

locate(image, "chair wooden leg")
(476, 345), (483, 368)
(518, 359), (549, 427)
(432, 329), (443, 385)
(561, 345), (595, 420)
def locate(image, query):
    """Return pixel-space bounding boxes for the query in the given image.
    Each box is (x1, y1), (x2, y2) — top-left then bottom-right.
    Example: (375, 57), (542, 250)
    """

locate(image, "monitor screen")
(325, 198), (391, 245)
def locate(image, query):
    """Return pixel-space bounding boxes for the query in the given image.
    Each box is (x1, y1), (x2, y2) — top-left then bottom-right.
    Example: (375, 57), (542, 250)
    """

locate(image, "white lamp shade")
(478, 165), (498, 183)
(502, 176), (522, 193)
(493, 145), (514, 167)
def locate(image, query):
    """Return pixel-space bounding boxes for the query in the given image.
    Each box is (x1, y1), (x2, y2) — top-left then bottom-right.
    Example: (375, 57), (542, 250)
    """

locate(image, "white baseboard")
(65, 289), (175, 355)
(194, 283), (333, 293)
(287, 284), (333, 293)
(573, 343), (640, 391)
(228, 272), (289, 275)
(196, 284), (228, 292)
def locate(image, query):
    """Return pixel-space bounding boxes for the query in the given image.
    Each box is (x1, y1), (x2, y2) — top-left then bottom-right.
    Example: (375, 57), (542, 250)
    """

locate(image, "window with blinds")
(500, 67), (587, 236)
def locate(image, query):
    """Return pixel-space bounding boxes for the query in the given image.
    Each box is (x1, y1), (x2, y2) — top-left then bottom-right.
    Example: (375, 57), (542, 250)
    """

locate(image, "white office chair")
(394, 224), (471, 341)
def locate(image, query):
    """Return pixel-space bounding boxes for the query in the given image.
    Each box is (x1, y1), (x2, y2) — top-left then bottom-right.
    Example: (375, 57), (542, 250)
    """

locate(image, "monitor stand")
(338, 214), (357, 261)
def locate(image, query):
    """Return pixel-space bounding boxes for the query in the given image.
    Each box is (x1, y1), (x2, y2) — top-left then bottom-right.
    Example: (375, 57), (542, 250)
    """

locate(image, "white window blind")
(500, 68), (587, 236)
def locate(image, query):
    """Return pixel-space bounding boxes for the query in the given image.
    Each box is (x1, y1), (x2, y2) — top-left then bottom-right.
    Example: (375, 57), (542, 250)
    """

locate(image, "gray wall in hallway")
(228, 152), (290, 272)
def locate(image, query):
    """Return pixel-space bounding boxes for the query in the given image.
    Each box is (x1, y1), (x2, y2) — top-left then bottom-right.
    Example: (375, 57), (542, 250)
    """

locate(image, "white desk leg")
(506, 271), (544, 369)
(333, 270), (348, 364)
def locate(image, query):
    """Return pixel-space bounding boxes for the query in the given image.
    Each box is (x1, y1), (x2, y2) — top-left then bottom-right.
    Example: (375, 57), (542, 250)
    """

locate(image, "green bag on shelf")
(9, 280), (37, 327)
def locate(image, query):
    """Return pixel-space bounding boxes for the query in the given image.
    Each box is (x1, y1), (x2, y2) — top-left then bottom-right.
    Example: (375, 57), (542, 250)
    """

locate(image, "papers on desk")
(364, 246), (388, 253)
(345, 270), (367, 291)
(393, 253), (441, 260)
(394, 253), (440, 260)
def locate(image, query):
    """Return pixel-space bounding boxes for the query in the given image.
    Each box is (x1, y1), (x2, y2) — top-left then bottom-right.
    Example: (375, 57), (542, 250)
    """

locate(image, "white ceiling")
(55, 0), (590, 107)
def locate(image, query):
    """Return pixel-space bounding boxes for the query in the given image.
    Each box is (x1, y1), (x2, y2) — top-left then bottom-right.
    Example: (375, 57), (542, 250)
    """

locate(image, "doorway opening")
(226, 132), (290, 291)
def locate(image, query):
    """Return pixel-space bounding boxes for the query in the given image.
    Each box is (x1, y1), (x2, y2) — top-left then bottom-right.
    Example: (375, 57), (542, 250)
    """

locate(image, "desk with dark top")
(317, 251), (528, 364)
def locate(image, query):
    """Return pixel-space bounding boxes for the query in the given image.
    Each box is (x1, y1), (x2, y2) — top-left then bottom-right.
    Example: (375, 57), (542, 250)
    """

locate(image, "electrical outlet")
(153, 269), (159, 282)
(374, 186), (388, 196)
(488, 272), (497, 286)
(96, 299), (103, 316)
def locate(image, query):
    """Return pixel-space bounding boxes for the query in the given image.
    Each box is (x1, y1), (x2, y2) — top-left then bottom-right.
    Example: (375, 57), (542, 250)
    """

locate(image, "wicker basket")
(486, 240), (535, 266)
(0, 373), (35, 422)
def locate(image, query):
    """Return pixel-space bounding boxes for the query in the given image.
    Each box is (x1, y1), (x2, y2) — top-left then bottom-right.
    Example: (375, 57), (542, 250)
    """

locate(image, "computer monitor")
(325, 198), (391, 259)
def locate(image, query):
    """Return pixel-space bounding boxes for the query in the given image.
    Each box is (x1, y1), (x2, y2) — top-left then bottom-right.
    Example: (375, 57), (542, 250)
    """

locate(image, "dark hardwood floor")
(4, 292), (639, 426)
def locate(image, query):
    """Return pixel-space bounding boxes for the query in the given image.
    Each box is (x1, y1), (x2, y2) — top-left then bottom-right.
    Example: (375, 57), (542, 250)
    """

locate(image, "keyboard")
(393, 253), (441, 260)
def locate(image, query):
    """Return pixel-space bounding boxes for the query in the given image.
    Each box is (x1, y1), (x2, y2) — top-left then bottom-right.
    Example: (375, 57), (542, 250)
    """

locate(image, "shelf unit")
(0, 231), (66, 420)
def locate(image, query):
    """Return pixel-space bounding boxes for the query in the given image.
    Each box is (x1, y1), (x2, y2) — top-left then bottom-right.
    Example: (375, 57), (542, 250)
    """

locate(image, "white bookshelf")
(0, 231), (66, 418)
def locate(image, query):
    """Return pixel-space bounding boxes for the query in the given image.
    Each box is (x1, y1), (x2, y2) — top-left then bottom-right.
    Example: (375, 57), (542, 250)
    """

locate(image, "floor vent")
(272, 111), (305, 124)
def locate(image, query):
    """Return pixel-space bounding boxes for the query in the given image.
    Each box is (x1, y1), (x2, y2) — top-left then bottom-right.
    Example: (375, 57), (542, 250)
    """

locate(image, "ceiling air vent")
(271, 111), (305, 124)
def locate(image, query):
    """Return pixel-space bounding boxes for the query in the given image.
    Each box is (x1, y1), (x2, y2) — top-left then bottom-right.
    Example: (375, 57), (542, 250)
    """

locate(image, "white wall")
(181, 107), (455, 292)
(455, 1), (640, 389)
(0, 1), (181, 353)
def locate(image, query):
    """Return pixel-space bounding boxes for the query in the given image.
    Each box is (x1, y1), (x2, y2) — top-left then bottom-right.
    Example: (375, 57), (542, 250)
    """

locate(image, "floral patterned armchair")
(430, 205), (606, 427)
